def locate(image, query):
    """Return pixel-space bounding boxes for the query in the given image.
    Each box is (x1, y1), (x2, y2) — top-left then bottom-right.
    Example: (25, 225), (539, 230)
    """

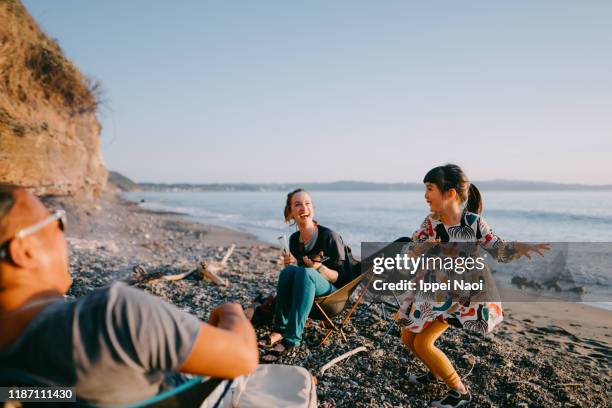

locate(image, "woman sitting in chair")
(263, 188), (349, 352)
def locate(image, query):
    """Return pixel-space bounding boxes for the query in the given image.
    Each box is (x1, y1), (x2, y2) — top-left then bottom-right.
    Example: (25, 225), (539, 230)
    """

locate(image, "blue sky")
(24, 1), (612, 184)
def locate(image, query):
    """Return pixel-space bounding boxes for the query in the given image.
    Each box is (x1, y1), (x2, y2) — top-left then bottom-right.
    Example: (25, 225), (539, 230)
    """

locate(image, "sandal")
(258, 333), (283, 349)
(407, 371), (437, 385)
(260, 341), (295, 363)
(430, 389), (471, 408)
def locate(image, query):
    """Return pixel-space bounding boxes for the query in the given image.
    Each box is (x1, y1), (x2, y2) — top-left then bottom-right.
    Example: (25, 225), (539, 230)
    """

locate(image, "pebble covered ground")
(49, 194), (611, 407)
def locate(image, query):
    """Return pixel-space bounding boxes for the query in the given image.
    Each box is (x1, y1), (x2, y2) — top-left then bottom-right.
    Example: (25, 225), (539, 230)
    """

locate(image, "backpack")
(201, 365), (317, 408)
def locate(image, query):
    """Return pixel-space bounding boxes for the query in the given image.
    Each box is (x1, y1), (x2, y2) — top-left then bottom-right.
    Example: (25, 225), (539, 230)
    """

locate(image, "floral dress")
(396, 211), (518, 334)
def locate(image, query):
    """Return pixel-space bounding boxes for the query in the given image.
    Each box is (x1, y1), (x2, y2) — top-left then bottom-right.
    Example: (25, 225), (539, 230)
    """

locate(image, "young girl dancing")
(397, 164), (549, 408)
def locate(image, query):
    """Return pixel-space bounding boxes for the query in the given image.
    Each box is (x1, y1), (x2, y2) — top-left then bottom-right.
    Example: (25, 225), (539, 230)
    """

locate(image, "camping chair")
(310, 271), (375, 346)
(0, 369), (225, 408)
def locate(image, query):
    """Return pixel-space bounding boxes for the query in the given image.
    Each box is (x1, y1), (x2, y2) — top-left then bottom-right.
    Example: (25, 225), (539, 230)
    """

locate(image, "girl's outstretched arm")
(477, 216), (550, 262)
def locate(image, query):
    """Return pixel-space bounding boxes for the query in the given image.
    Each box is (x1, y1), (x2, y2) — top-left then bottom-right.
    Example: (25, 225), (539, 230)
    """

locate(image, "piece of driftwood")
(319, 346), (367, 375)
(129, 264), (196, 285)
(464, 354), (477, 378)
(157, 269), (196, 280)
(200, 262), (229, 286)
(129, 244), (235, 286)
(221, 243), (235, 264)
(199, 244), (235, 286)
(203, 244), (235, 274)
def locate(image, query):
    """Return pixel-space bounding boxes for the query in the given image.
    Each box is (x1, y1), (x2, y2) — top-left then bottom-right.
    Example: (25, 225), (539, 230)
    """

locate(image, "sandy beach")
(51, 192), (611, 408)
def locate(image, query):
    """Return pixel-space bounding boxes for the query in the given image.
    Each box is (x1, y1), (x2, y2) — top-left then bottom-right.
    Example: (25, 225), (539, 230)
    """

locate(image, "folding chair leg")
(315, 303), (339, 331)
(320, 324), (347, 345)
(383, 320), (396, 337)
(320, 328), (335, 345)
(392, 290), (402, 308)
(339, 272), (375, 328)
(358, 301), (373, 318)
(318, 273), (376, 346)
(316, 303), (340, 346)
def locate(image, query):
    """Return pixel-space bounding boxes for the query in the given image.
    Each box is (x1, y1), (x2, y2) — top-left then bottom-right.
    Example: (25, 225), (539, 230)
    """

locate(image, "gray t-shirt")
(0, 282), (202, 406)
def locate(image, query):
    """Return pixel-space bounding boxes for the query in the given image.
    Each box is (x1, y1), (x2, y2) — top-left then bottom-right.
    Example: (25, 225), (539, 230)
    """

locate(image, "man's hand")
(181, 302), (258, 378)
(208, 303), (245, 327)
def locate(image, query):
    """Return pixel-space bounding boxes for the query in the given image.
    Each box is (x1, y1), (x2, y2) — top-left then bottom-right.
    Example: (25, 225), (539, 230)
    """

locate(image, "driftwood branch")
(221, 244), (235, 264)
(200, 262), (229, 286)
(130, 264), (197, 285)
(319, 346), (367, 375)
(130, 244), (236, 287)
(154, 269), (195, 282)
(199, 244), (236, 286)
(463, 355), (477, 378)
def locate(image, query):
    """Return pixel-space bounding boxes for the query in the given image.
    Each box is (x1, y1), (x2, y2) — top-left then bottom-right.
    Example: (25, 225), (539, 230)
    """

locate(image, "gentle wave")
(485, 209), (612, 224)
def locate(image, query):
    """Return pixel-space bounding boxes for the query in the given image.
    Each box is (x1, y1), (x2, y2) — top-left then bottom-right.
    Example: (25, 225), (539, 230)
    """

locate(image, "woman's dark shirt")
(289, 224), (350, 287)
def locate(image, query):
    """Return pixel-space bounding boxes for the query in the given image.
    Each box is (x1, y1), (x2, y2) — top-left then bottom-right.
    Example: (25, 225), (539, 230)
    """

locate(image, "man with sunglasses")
(0, 186), (258, 405)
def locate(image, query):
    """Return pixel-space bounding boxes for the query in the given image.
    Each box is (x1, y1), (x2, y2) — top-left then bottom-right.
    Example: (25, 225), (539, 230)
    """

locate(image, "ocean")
(123, 190), (612, 245)
(123, 190), (612, 309)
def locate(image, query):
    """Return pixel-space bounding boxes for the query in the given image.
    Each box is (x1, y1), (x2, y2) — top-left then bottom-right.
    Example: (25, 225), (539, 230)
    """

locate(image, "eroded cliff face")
(0, 0), (107, 198)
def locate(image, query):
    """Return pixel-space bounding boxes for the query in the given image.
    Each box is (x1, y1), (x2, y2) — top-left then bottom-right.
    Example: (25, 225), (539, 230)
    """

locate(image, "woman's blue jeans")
(273, 265), (335, 346)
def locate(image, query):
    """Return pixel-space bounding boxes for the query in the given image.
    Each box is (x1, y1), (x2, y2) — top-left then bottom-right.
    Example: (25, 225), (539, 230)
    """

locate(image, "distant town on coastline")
(108, 172), (612, 193)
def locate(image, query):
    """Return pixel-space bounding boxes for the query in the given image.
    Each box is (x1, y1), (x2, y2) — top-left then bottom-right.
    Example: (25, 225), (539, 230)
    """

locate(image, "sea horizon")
(119, 175), (612, 192)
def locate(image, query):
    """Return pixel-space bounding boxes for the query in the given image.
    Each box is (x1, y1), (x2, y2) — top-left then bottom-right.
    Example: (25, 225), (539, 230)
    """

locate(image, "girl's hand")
(303, 251), (324, 270)
(514, 242), (551, 259)
(282, 252), (296, 266)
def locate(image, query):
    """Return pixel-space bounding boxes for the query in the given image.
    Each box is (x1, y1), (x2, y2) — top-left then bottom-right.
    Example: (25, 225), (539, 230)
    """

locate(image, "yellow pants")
(401, 321), (461, 389)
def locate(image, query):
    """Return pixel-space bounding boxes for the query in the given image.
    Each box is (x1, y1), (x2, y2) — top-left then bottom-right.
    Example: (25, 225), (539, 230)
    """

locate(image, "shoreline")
(54, 191), (611, 407)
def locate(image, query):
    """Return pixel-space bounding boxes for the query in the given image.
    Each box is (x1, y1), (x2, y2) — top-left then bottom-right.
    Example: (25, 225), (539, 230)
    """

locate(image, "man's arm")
(179, 303), (258, 379)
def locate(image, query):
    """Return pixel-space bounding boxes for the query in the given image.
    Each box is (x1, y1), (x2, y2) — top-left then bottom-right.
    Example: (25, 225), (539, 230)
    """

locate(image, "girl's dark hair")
(284, 188), (306, 223)
(423, 164), (483, 214)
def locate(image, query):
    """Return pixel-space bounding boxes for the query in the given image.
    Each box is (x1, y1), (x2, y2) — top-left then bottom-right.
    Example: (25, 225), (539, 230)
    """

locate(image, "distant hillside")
(0, 0), (107, 197)
(138, 180), (612, 192)
(107, 171), (141, 192)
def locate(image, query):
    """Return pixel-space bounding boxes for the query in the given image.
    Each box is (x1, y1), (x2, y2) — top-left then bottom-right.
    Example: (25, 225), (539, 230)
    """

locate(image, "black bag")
(251, 294), (276, 327)
(337, 244), (361, 287)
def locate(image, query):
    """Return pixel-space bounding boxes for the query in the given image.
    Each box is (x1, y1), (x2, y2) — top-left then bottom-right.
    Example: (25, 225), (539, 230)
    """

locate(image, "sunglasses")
(0, 210), (66, 262)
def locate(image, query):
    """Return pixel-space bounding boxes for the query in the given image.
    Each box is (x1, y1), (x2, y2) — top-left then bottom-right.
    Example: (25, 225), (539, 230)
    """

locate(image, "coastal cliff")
(0, 0), (107, 198)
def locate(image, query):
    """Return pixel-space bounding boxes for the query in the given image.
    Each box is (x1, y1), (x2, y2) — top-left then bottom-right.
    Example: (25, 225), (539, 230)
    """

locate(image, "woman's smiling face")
(424, 182), (445, 213)
(290, 191), (314, 226)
